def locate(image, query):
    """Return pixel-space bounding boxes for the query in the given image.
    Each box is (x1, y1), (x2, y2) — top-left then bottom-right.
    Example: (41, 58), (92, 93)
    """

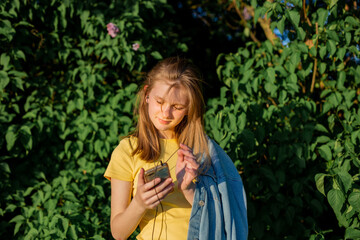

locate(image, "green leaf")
(318, 144), (332, 161)
(243, 59), (254, 71)
(309, 47), (317, 57)
(254, 7), (265, 25)
(337, 71), (346, 90)
(0, 162), (11, 174)
(315, 173), (327, 196)
(336, 47), (346, 61)
(288, 10), (300, 27)
(326, 40), (336, 57)
(63, 191), (78, 202)
(68, 224), (78, 239)
(265, 67), (275, 83)
(319, 62), (326, 74)
(61, 217), (69, 233)
(297, 27), (306, 41)
(348, 192), (360, 211)
(6, 129), (17, 151)
(345, 228), (360, 240)
(65, 141), (71, 154)
(337, 170), (352, 193)
(277, 16), (285, 35)
(319, 46), (327, 59)
(150, 51), (162, 60)
(329, 0), (339, 9)
(345, 32), (351, 46)
(14, 78), (24, 91)
(66, 100), (75, 114)
(317, 8), (328, 28)
(327, 30), (339, 42)
(15, 49), (26, 61)
(327, 189), (345, 212)
(9, 215), (25, 223)
(315, 124), (328, 133)
(124, 52), (132, 65)
(14, 222), (22, 236)
(316, 136), (330, 144)
(345, 16), (360, 27)
(0, 71), (10, 90)
(24, 228), (38, 240)
(0, 53), (10, 70)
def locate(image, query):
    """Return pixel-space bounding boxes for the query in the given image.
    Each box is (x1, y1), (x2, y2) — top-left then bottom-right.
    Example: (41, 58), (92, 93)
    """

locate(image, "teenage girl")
(104, 57), (211, 240)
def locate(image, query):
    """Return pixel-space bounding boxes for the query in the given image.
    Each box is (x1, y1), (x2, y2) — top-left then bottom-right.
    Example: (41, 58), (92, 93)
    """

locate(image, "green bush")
(0, 0), (187, 239)
(1, 0), (360, 239)
(205, 0), (360, 239)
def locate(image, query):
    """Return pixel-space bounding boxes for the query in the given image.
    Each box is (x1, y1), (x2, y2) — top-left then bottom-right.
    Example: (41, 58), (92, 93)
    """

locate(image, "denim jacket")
(187, 139), (248, 240)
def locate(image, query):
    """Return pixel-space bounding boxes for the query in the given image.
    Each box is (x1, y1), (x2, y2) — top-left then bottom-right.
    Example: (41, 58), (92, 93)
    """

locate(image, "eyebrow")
(154, 96), (187, 106)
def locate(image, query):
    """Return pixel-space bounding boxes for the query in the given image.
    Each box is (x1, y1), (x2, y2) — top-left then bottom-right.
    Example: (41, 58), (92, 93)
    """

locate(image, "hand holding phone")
(134, 167), (174, 211)
(144, 163), (171, 183)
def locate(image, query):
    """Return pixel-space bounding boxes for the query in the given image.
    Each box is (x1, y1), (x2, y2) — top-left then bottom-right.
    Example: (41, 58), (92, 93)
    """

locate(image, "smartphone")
(144, 163), (171, 183)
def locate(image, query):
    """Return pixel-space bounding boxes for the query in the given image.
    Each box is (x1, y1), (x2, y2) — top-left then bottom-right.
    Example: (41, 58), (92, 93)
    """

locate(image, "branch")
(230, 0), (261, 46)
(302, 0), (312, 27)
(242, 3), (278, 45)
(267, 96), (278, 107)
(310, 22), (319, 93)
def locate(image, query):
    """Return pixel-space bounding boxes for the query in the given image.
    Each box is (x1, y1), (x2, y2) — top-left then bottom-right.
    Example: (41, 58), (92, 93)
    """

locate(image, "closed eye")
(173, 105), (184, 110)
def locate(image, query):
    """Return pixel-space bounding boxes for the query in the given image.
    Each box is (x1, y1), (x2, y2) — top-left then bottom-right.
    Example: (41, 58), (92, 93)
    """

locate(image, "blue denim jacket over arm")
(187, 139), (248, 240)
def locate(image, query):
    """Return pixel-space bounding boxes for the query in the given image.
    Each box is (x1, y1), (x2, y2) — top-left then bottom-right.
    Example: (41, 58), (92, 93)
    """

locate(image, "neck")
(159, 131), (175, 139)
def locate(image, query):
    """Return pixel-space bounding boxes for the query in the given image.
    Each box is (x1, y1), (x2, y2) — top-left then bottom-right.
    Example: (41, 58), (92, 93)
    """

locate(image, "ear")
(144, 85), (149, 103)
(143, 85), (149, 92)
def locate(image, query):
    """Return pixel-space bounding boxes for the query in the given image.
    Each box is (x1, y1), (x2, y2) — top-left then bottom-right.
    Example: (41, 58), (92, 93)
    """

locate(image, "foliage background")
(1, 0), (359, 239)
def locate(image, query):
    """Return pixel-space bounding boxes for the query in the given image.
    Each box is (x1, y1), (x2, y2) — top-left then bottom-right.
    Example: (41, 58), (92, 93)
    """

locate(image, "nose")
(161, 104), (172, 118)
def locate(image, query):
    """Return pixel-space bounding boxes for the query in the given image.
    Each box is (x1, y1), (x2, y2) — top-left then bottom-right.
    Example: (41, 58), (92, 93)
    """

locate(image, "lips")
(158, 117), (171, 125)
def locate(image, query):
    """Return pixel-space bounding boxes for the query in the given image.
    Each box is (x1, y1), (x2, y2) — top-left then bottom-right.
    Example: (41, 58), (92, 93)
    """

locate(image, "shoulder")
(113, 136), (138, 156)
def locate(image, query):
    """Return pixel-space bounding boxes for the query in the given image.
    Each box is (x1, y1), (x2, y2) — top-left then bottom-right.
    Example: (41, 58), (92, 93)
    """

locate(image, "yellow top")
(104, 136), (192, 240)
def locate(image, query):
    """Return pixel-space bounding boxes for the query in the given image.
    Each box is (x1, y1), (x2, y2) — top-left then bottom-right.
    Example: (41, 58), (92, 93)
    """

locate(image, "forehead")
(150, 80), (188, 104)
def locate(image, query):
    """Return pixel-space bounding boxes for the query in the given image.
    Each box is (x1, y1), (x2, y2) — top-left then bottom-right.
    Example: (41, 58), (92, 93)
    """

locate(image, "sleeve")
(104, 138), (134, 181)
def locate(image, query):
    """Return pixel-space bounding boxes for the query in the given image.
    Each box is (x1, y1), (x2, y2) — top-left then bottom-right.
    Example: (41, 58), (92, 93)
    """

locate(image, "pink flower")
(106, 22), (119, 38)
(243, 7), (252, 21)
(132, 43), (140, 51)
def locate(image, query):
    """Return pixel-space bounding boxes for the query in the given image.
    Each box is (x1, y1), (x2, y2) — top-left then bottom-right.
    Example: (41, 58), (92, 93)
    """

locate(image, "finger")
(178, 148), (196, 159)
(143, 177), (162, 191)
(184, 156), (200, 169)
(139, 178), (168, 202)
(148, 180), (174, 205)
(138, 168), (145, 186)
(152, 178), (173, 194)
(177, 150), (185, 163)
(180, 143), (193, 152)
(185, 166), (198, 177)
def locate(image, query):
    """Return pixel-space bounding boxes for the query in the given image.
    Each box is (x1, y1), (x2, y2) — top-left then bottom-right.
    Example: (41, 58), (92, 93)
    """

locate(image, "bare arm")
(176, 143), (200, 205)
(110, 169), (174, 240)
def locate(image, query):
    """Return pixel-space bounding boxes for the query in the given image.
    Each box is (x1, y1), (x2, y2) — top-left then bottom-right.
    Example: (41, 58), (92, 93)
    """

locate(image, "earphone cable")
(150, 147), (179, 240)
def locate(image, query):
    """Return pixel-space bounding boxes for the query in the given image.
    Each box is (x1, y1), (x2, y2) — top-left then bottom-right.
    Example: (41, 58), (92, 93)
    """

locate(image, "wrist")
(181, 182), (196, 205)
(181, 181), (195, 194)
(132, 196), (148, 214)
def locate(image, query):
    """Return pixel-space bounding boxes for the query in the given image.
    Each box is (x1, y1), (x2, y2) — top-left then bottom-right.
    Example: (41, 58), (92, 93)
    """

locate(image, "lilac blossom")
(106, 22), (119, 38)
(132, 43), (140, 51)
(243, 7), (252, 20)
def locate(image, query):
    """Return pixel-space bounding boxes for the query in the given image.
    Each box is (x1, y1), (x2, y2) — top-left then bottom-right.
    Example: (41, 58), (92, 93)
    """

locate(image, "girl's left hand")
(176, 143), (200, 192)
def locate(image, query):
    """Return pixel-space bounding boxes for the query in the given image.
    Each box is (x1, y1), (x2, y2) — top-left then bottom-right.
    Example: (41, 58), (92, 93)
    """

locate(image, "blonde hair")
(131, 57), (209, 166)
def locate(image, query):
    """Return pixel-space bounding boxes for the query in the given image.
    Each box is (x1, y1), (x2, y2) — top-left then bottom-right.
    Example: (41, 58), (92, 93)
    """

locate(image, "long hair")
(131, 57), (209, 166)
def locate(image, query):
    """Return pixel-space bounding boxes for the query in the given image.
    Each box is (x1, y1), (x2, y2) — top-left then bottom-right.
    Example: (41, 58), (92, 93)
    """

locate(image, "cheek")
(148, 102), (161, 115)
(175, 112), (187, 122)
